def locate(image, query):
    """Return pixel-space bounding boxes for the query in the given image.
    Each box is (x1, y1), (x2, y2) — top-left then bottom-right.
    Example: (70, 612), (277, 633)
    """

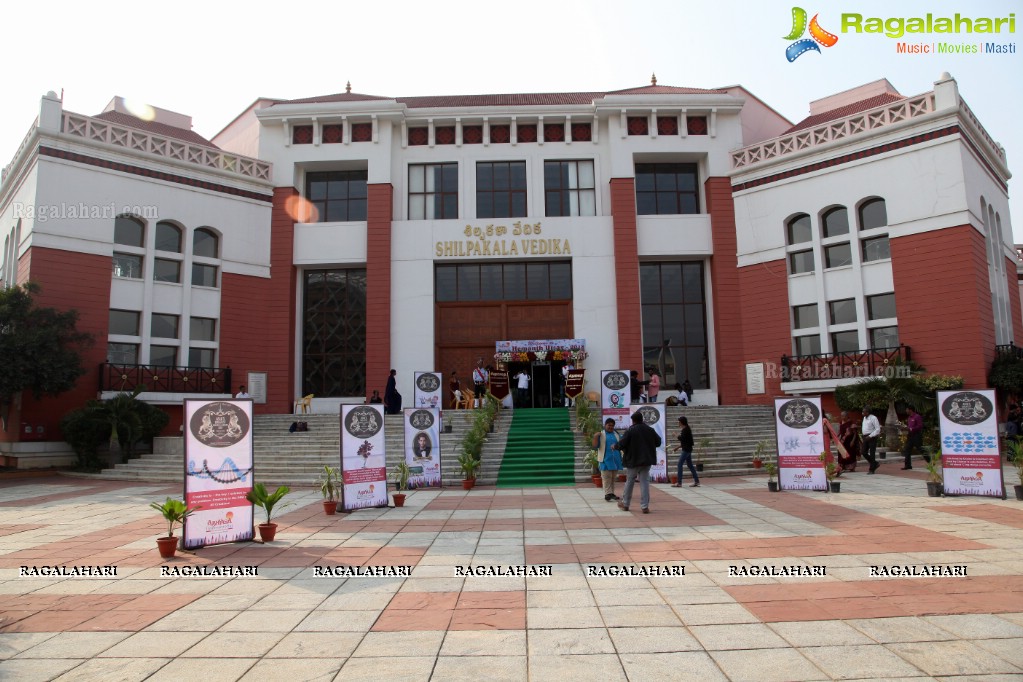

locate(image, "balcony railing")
(99, 363), (232, 394)
(995, 344), (1023, 361)
(781, 345), (911, 382)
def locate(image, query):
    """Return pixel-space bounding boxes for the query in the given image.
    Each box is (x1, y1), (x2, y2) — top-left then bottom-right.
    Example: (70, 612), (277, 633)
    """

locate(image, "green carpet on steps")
(496, 408), (577, 487)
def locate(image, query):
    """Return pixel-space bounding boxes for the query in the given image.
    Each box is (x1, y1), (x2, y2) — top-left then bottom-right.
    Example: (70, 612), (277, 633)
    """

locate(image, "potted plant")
(818, 452), (840, 492)
(696, 437), (712, 472)
(246, 483), (292, 542)
(695, 437), (712, 474)
(752, 439), (768, 469)
(391, 460), (411, 507)
(319, 465), (340, 515)
(457, 451), (480, 490)
(149, 497), (201, 559)
(765, 460), (779, 492)
(924, 449), (944, 497)
(1009, 440), (1023, 501)
(583, 449), (602, 487)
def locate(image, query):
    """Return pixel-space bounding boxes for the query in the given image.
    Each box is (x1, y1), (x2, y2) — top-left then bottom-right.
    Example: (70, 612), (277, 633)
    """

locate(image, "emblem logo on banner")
(404, 407), (442, 488)
(601, 370), (631, 430)
(774, 396), (826, 491)
(631, 404), (668, 483)
(344, 406), (383, 438)
(189, 402), (250, 447)
(341, 405), (388, 510)
(414, 371), (444, 410)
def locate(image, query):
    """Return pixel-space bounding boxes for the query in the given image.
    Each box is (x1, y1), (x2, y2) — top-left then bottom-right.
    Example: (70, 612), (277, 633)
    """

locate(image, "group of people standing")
(831, 405), (928, 475)
(592, 413), (699, 513)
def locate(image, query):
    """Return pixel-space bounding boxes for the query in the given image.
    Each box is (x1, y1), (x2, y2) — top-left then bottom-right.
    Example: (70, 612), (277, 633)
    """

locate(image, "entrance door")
(532, 362), (552, 408)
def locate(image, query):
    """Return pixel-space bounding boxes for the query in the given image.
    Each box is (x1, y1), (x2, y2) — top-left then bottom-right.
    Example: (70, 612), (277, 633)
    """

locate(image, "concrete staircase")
(92, 405), (778, 486)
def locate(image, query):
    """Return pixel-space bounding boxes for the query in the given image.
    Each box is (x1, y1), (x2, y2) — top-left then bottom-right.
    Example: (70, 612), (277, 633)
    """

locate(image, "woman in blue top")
(593, 417), (623, 501)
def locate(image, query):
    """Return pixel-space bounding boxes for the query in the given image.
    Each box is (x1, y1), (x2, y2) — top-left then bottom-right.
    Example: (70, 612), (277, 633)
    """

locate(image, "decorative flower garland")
(493, 350), (588, 363)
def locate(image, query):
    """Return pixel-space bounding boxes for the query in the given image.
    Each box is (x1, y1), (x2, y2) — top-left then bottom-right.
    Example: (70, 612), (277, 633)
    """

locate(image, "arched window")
(193, 228), (219, 258)
(821, 207), (849, 238)
(155, 221), (182, 253)
(114, 215), (145, 247)
(858, 198), (887, 230)
(786, 214), (811, 245)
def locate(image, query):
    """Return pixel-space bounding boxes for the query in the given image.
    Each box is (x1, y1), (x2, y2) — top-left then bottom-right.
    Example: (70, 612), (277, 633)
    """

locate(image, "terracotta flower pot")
(257, 523), (277, 542)
(592, 475), (603, 487)
(156, 536), (178, 559)
(618, 474), (627, 482)
(323, 500), (338, 515)
(670, 474), (678, 484)
(392, 493), (406, 507)
(462, 479), (475, 490)
(752, 460), (763, 469)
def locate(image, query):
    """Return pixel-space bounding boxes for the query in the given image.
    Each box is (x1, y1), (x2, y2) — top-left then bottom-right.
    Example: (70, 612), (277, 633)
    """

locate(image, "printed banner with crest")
(774, 396), (826, 491)
(340, 404), (388, 510)
(413, 372), (444, 410)
(937, 390), (1005, 498)
(631, 403), (668, 482)
(565, 369), (586, 399)
(404, 408), (442, 488)
(601, 370), (631, 430)
(182, 399), (254, 549)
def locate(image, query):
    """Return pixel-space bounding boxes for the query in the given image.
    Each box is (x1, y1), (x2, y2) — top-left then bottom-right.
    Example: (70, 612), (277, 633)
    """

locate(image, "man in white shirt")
(861, 408), (881, 474)
(235, 385), (250, 399)
(472, 359), (489, 408)
(514, 370), (531, 407)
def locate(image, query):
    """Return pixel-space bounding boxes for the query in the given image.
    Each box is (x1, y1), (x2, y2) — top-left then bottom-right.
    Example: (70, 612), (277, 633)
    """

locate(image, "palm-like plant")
(150, 497), (201, 537)
(246, 483), (292, 525)
(319, 466), (340, 501)
(839, 359), (927, 449)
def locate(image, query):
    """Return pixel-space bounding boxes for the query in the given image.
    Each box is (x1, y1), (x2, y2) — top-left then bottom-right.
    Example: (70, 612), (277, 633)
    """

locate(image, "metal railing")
(99, 363), (232, 394)
(995, 344), (1023, 361)
(781, 345), (911, 382)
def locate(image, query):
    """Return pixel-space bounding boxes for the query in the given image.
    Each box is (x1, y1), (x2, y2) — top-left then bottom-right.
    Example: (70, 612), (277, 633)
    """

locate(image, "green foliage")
(149, 497), (201, 537)
(989, 354), (1023, 399)
(457, 451), (481, 480)
(753, 439), (769, 463)
(391, 461), (411, 492)
(696, 436), (712, 463)
(764, 461), (777, 482)
(924, 449), (944, 485)
(319, 465), (340, 501)
(583, 448), (600, 474)
(0, 283), (92, 426)
(1008, 440), (1023, 482)
(246, 483), (292, 524)
(60, 391), (169, 469)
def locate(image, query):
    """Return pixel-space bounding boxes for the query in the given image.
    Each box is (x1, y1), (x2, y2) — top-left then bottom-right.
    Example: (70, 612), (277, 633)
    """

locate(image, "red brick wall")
(10, 248), (110, 443)
(365, 183), (393, 398)
(1006, 254), (1023, 344)
(609, 178), (642, 371)
(891, 225), (994, 386)
(737, 258), (791, 405)
(220, 188), (296, 414)
(706, 177), (745, 404)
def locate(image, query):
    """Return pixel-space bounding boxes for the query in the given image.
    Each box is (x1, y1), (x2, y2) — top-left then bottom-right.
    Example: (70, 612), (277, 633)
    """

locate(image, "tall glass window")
(302, 269), (367, 397)
(544, 160), (596, 217)
(409, 163), (458, 220)
(435, 262), (571, 302)
(476, 161), (527, 218)
(635, 163), (699, 215)
(639, 262), (708, 389)
(306, 171), (368, 222)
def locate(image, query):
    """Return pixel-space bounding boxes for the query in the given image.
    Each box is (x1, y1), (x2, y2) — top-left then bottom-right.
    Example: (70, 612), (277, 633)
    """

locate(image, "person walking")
(861, 407), (881, 474)
(629, 370), (649, 404)
(384, 369), (402, 415)
(901, 405), (928, 469)
(646, 367), (661, 402)
(837, 411), (860, 472)
(672, 415), (699, 487)
(514, 369), (531, 408)
(593, 417), (622, 501)
(613, 411), (662, 513)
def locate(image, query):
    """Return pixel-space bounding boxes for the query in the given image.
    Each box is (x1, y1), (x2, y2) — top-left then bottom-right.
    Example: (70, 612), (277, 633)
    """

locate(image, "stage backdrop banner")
(601, 370), (631, 430)
(414, 372), (444, 410)
(937, 390), (1005, 498)
(774, 396), (826, 492)
(183, 399), (254, 549)
(565, 369), (586, 398)
(340, 405), (388, 510)
(404, 408), (442, 488)
(632, 403), (668, 482)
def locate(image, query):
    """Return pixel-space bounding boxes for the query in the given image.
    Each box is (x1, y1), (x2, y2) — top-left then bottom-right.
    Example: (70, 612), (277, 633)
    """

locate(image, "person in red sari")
(837, 411), (860, 472)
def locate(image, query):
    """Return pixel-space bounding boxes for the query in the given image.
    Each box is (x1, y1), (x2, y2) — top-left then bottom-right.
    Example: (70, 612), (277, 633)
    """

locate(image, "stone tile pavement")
(1, 468), (1023, 680)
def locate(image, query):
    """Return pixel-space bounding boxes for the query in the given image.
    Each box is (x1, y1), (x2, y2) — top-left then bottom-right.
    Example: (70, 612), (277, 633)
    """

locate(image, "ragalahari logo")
(784, 7), (839, 61)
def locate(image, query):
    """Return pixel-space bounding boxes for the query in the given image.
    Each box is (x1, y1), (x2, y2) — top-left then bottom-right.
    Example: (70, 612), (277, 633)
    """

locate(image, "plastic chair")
(456, 390), (474, 410)
(451, 389), (463, 409)
(294, 394), (313, 414)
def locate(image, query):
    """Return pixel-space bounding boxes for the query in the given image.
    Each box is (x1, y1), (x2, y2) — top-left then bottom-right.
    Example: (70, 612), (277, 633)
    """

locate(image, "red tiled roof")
(784, 93), (905, 133)
(93, 111), (219, 149)
(279, 91), (396, 105)
(276, 85), (727, 109)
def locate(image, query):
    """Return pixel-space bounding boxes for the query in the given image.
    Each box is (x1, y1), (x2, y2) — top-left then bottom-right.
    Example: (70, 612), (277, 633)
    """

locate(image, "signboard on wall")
(246, 372), (267, 404)
(601, 370), (631, 430)
(937, 390), (1005, 498)
(182, 399), (254, 549)
(404, 408), (442, 488)
(340, 405), (388, 510)
(745, 363), (765, 395)
(632, 403), (668, 483)
(774, 396), (826, 492)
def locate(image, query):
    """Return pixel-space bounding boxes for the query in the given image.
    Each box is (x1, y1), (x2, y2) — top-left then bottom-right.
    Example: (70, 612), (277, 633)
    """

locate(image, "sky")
(1, 0), (1019, 235)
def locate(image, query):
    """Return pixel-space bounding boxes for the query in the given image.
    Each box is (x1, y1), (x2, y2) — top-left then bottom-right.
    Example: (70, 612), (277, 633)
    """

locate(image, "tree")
(61, 390), (169, 470)
(835, 359), (927, 449)
(0, 282), (92, 430)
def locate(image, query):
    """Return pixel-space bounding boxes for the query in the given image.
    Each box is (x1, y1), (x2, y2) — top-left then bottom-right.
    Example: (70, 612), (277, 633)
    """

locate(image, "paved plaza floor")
(2, 467), (1023, 681)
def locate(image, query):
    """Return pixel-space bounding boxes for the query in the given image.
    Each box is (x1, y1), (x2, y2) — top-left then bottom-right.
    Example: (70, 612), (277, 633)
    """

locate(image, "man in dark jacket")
(613, 411), (662, 513)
